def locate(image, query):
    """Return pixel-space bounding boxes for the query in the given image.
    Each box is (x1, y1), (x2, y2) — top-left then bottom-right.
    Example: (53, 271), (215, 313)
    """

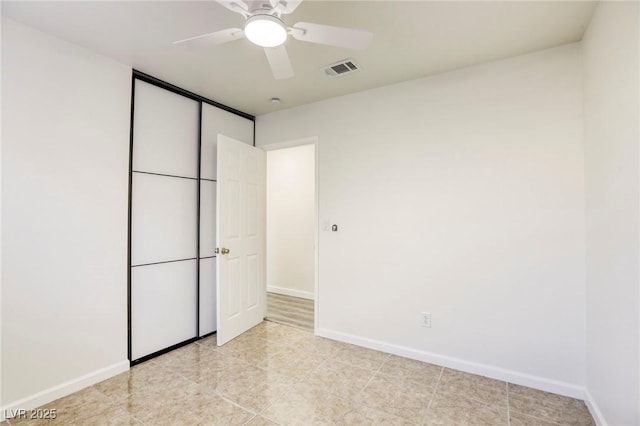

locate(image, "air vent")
(323, 59), (360, 77)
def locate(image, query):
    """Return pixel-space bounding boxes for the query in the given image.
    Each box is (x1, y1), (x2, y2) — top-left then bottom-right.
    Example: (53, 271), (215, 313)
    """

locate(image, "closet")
(128, 72), (254, 364)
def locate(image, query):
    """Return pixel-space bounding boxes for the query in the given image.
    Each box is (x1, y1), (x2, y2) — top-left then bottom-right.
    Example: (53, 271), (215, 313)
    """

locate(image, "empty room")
(1, 1), (638, 425)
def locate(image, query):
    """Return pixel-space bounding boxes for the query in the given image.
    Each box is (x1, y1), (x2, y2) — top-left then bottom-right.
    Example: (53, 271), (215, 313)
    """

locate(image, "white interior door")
(199, 103), (253, 337)
(216, 134), (266, 345)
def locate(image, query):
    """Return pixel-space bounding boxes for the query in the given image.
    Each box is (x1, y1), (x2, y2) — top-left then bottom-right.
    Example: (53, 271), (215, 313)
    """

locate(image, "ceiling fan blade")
(216, 0), (250, 17)
(291, 22), (373, 50)
(173, 28), (244, 49)
(269, 0), (303, 15)
(264, 45), (294, 80)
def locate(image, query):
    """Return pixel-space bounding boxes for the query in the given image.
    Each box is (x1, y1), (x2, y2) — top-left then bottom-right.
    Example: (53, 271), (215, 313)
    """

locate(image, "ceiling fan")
(173, 0), (373, 80)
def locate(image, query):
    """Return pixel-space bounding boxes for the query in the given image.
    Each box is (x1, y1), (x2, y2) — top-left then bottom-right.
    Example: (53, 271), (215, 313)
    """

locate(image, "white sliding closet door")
(131, 173), (197, 265)
(199, 180), (217, 335)
(131, 260), (197, 359)
(199, 103), (253, 336)
(131, 81), (199, 360)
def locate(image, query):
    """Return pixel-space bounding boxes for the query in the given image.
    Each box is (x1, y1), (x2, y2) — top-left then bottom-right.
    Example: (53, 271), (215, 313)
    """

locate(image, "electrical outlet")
(421, 312), (432, 328)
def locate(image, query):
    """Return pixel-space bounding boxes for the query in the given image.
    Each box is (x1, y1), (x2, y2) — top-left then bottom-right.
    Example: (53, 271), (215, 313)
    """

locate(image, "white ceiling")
(2, 1), (596, 116)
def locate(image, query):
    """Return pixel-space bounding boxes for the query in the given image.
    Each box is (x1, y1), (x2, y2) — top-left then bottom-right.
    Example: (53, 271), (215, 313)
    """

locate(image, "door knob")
(215, 247), (230, 255)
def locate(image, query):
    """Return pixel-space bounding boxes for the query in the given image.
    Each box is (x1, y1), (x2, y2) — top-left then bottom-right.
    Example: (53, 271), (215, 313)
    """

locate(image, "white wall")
(582, 2), (640, 425)
(257, 44), (586, 394)
(266, 144), (315, 299)
(1, 18), (131, 412)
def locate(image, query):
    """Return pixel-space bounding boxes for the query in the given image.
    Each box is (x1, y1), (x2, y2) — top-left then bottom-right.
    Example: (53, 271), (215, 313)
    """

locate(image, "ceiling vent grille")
(323, 59), (360, 77)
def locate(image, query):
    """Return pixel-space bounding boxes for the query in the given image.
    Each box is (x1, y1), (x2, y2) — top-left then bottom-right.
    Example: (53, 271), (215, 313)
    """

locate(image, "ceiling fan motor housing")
(249, 1), (275, 13)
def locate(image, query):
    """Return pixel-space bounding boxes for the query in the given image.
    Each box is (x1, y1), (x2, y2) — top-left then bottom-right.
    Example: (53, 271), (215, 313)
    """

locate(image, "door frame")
(261, 137), (319, 333)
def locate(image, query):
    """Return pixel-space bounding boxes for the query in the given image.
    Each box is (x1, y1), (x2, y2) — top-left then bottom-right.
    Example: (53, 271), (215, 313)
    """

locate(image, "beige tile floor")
(3, 321), (595, 426)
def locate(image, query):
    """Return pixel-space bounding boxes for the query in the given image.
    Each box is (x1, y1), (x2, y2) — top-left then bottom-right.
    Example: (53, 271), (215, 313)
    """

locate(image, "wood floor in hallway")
(266, 292), (314, 331)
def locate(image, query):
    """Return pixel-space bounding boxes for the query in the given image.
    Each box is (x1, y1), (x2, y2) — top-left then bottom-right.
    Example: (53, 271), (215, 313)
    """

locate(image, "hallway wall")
(266, 144), (316, 300)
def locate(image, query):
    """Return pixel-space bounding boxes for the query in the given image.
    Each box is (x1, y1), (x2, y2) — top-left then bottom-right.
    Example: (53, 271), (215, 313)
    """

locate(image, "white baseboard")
(316, 328), (585, 400)
(267, 285), (314, 300)
(0, 360), (129, 421)
(583, 389), (608, 426)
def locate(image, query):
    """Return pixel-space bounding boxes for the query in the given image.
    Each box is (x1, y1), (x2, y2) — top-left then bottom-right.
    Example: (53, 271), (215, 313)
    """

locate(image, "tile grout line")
(213, 372), (274, 418)
(260, 411), (284, 425)
(422, 366), (444, 425)
(361, 353), (391, 390)
(90, 381), (148, 425)
(431, 376), (509, 412)
(508, 409), (568, 426)
(215, 392), (261, 418)
(253, 365), (305, 419)
(506, 384), (578, 426)
(348, 353), (390, 387)
(240, 414), (259, 425)
(156, 344), (267, 422)
(197, 328), (370, 425)
(220, 332), (320, 421)
(324, 353), (391, 423)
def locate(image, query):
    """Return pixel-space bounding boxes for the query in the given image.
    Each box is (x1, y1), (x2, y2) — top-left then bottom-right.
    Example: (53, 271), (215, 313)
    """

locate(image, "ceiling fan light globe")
(244, 15), (287, 47)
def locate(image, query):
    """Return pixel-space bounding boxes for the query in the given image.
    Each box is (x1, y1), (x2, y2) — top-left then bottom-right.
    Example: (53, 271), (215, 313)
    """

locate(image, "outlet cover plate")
(421, 312), (432, 328)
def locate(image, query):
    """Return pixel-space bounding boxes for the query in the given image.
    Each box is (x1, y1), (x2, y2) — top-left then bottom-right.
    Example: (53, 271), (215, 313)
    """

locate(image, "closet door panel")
(200, 180), (217, 258)
(131, 260), (197, 359)
(201, 103), (254, 180)
(133, 81), (199, 178)
(199, 257), (217, 336)
(131, 172), (197, 265)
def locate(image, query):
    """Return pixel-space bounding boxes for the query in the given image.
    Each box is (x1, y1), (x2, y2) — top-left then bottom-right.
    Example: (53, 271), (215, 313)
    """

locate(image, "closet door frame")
(127, 70), (255, 366)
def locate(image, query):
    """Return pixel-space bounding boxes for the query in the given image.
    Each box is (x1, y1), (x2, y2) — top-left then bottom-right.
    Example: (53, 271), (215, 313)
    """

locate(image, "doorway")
(263, 138), (318, 331)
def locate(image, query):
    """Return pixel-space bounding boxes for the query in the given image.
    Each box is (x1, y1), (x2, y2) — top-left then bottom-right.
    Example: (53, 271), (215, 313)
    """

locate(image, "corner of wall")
(582, 1), (640, 425)
(584, 389), (609, 426)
